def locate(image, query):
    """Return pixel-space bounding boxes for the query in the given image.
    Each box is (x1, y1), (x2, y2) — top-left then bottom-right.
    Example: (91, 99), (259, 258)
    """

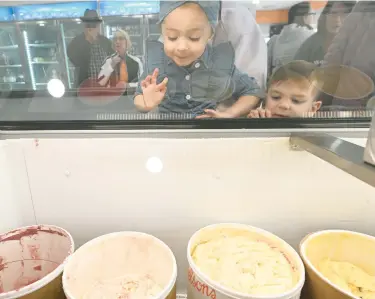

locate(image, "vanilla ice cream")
(190, 227), (299, 295)
(63, 233), (176, 299)
(319, 258), (375, 299)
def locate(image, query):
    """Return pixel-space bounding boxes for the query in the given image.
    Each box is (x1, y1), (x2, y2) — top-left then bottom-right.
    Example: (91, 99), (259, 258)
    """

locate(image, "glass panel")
(0, 1), (373, 126)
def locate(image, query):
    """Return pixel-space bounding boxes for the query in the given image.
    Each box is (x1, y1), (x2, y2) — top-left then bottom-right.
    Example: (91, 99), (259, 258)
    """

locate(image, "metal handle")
(290, 133), (375, 188)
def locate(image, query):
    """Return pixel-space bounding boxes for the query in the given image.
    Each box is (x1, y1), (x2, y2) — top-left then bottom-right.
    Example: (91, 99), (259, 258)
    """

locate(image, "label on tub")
(187, 267), (217, 299)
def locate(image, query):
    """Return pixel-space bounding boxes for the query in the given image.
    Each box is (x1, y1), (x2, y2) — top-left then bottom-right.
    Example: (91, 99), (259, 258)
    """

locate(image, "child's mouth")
(273, 114), (288, 118)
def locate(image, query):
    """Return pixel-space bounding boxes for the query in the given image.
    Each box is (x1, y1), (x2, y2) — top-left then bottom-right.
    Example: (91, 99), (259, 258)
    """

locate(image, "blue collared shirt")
(135, 40), (262, 115)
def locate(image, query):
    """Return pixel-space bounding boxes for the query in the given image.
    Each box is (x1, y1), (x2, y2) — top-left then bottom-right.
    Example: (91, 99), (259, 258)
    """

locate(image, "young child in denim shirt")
(248, 61), (322, 118)
(134, 0), (261, 118)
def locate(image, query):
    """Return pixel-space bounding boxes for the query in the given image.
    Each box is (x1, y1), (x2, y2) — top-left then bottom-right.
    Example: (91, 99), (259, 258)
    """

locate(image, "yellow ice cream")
(319, 259), (375, 299)
(191, 228), (298, 295)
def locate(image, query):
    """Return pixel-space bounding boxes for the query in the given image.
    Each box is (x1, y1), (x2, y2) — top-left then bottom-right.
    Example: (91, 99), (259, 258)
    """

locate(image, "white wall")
(0, 141), (26, 233)
(1, 136), (374, 292)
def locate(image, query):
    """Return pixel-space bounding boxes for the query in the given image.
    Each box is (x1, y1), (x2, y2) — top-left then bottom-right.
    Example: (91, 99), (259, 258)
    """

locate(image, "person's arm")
(197, 68), (262, 118)
(223, 95), (260, 117)
(67, 36), (83, 67)
(228, 68), (262, 117)
(97, 56), (116, 86)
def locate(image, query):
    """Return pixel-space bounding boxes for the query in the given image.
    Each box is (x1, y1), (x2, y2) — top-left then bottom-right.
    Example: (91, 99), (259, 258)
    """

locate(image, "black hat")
(80, 9), (102, 22)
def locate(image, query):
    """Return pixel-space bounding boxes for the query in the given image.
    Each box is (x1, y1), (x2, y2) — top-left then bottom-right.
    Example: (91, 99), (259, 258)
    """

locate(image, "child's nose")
(176, 39), (189, 52)
(278, 99), (291, 110)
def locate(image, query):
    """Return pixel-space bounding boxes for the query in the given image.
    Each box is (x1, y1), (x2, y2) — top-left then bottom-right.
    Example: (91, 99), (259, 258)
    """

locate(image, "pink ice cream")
(63, 233), (176, 299)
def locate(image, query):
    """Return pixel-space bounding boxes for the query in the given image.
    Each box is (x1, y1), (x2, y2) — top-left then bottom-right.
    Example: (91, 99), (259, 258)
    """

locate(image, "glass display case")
(12, 2), (97, 90)
(146, 13), (160, 40)
(0, 1), (375, 297)
(0, 7), (30, 93)
(21, 20), (64, 90)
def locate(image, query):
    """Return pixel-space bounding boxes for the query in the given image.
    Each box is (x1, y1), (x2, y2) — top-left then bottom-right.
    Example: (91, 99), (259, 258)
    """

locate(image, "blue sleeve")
(134, 40), (165, 97)
(232, 67), (264, 99)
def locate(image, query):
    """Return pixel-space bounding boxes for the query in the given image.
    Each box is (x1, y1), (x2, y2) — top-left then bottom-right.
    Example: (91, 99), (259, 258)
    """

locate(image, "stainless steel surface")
(0, 128), (369, 140)
(290, 133), (375, 188)
(364, 112), (375, 166)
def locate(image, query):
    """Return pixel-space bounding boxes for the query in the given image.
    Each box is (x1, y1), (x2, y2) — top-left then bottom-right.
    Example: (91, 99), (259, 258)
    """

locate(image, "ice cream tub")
(0, 224), (74, 299)
(187, 223), (305, 299)
(63, 231), (177, 299)
(300, 230), (375, 299)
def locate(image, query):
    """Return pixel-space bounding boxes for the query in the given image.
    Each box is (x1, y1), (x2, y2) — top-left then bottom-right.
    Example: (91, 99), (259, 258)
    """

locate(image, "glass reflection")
(0, 0), (373, 123)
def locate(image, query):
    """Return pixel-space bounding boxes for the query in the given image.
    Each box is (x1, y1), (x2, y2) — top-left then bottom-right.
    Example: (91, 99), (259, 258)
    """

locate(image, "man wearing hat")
(67, 9), (113, 88)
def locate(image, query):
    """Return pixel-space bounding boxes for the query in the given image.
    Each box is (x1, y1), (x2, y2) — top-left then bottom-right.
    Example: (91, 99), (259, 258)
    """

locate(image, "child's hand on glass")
(141, 68), (168, 109)
(247, 108), (273, 118)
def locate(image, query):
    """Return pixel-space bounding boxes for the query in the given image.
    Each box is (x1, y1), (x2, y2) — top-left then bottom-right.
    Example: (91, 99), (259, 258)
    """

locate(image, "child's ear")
(311, 100), (322, 112)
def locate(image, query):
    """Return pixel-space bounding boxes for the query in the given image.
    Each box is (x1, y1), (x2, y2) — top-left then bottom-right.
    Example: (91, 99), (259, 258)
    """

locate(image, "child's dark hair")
(268, 60), (321, 99)
(269, 60), (316, 87)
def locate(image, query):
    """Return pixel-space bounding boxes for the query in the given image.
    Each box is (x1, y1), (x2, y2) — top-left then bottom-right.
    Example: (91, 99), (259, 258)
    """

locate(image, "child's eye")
(190, 37), (200, 42)
(168, 37), (178, 41)
(292, 98), (303, 104)
(271, 95), (281, 100)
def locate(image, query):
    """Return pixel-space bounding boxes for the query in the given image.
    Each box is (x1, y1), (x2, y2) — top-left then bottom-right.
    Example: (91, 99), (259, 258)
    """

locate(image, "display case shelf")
(0, 82), (26, 84)
(31, 61), (59, 65)
(0, 65), (22, 68)
(0, 45), (18, 50)
(28, 43), (57, 48)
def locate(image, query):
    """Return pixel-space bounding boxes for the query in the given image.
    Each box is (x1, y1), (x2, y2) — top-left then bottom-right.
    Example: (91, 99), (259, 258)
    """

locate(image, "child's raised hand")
(247, 108), (273, 118)
(141, 68), (168, 109)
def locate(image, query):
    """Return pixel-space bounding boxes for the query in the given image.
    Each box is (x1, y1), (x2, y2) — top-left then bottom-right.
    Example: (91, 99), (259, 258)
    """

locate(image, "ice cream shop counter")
(0, 121), (375, 299)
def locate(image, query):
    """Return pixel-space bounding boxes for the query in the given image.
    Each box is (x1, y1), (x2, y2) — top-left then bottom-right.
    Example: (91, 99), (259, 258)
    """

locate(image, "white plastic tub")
(187, 223), (305, 299)
(63, 231), (177, 299)
(0, 224), (74, 299)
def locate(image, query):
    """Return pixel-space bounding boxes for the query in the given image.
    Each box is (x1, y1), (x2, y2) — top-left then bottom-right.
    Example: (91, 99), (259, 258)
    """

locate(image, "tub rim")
(299, 229), (375, 299)
(187, 222), (305, 299)
(0, 224), (75, 299)
(62, 231), (177, 299)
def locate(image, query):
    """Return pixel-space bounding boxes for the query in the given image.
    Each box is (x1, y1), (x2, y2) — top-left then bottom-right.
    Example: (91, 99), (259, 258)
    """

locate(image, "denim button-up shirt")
(135, 40), (262, 115)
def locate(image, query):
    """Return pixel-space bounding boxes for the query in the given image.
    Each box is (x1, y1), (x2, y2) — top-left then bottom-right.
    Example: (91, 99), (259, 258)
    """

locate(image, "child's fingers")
(141, 80), (147, 89)
(248, 110), (259, 118)
(151, 68), (159, 84)
(265, 109), (272, 118)
(156, 77), (168, 91)
(258, 108), (266, 118)
(142, 75), (152, 88)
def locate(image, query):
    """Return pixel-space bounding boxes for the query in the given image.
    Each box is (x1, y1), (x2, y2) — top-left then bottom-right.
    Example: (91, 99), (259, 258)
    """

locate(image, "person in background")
(267, 1), (315, 76)
(295, 1), (355, 66)
(248, 61), (322, 118)
(67, 9), (113, 88)
(134, 0), (261, 118)
(98, 29), (143, 89)
(323, 1), (375, 108)
(218, 1), (267, 90)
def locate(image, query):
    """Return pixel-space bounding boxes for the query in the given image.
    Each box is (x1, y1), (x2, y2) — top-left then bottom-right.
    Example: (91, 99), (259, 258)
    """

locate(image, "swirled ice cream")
(319, 259), (375, 299)
(191, 227), (298, 295)
(63, 233), (175, 299)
